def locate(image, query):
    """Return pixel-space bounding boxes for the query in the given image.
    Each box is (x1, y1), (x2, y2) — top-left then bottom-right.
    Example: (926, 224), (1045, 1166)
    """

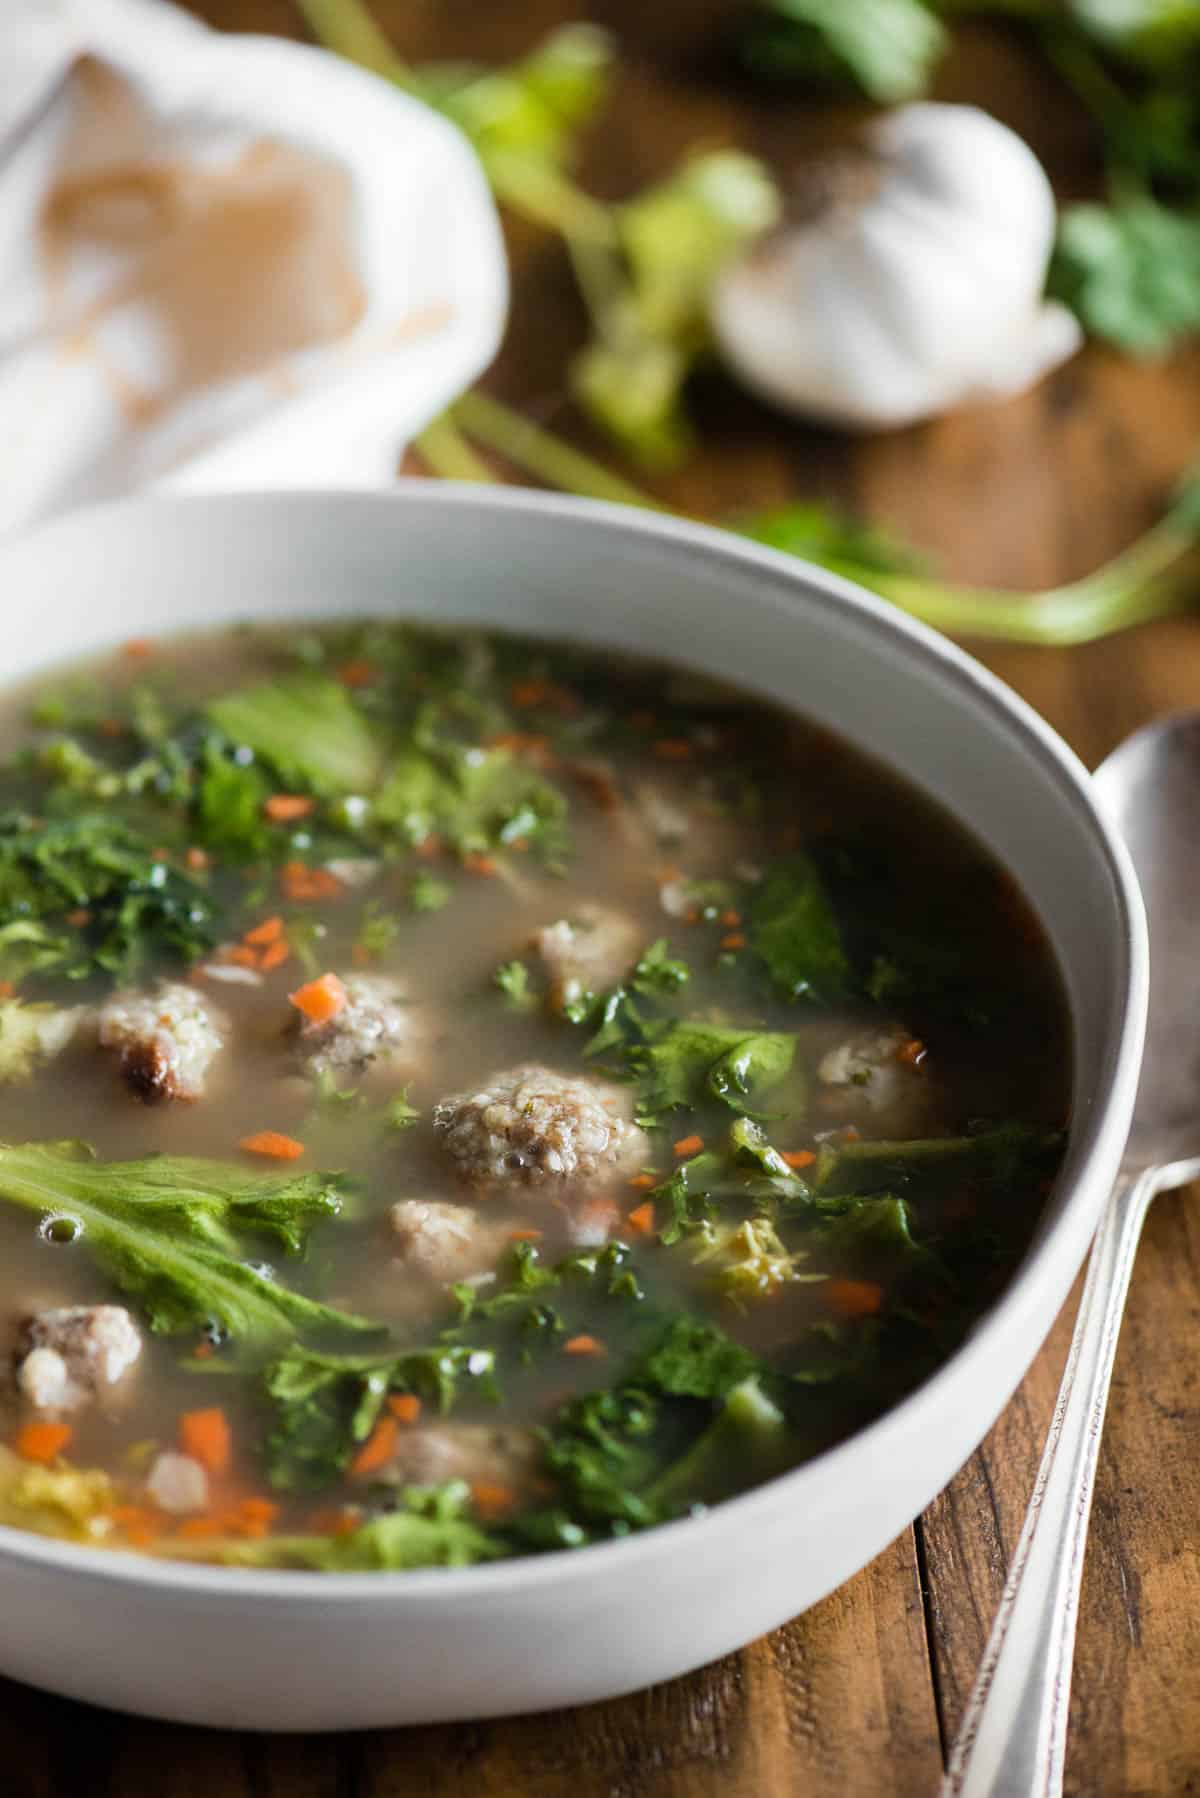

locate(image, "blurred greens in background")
(299, 0), (1199, 646)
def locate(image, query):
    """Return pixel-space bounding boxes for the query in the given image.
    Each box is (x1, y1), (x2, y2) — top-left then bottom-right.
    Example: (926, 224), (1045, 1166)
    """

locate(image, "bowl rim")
(0, 482), (1148, 1601)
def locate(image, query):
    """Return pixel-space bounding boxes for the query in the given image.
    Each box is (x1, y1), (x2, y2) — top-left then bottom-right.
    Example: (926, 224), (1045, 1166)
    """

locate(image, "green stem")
(452, 391), (665, 511)
(412, 413), (498, 484)
(294, 0), (415, 86)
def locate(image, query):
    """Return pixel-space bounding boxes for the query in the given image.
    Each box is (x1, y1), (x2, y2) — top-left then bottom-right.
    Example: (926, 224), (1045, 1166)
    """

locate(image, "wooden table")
(6, 5), (1199, 1793)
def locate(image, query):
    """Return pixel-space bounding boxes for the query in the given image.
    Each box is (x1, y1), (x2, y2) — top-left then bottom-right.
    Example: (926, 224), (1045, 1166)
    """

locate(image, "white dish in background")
(0, 487), (1146, 1730)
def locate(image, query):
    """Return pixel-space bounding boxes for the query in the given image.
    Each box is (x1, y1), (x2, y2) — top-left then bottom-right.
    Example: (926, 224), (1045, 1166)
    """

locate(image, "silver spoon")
(943, 711), (1200, 1798)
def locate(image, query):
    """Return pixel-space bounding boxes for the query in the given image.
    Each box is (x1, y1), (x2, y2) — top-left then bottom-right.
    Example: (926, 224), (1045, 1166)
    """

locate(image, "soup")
(0, 620), (1068, 1570)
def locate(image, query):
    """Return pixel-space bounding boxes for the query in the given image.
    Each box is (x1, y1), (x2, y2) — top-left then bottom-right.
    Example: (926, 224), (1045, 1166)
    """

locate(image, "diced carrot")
(782, 1149), (817, 1170)
(684, 908), (700, 925)
(239, 1131), (305, 1161)
(13, 1420), (71, 1464)
(178, 1407), (231, 1478)
(175, 1516), (226, 1540)
(508, 1228), (543, 1242)
(841, 1125), (861, 1142)
(227, 945), (260, 968)
(236, 1497), (281, 1526)
(564, 1335), (605, 1357)
(288, 972), (347, 1024)
(258, 939), (290, 973)
(471, 1480), (517, 1521)
(511, 680), (548, 709)
(720, 932), (746, 951)
(719, 909), (743, 928)
(350, 1416), (397, 1477)
(65, 908), (90, 928)
(307, 1506), (360, 1537)
(185, 846), (210, 872)
(337, 659), (377, 688)
(279, 861), (343, 902)
(825, 1278), (884, 1319)
(123, 638), (153, 659)
(151, 847), (169, 863)
(111, 1505), (163, 1547)
(99, 718), (125, 738)
(628, 1172), (657, 1190)
(462, 852), (498, 877)
(351, 943), (371, 967)
(653, 739), (693, 761)
(626, 1202), (655, 1236)
(0, 981), (13, 1000)
(264, 794), (315, 823)
(244, 915), (284, 947)
(191, 1340), (215, 1360)
(672, 1134), (704, 1158)
(897, 1038), (927, 1067)
(414, 833), (444, 861)
(388, 1394), (422, 1425)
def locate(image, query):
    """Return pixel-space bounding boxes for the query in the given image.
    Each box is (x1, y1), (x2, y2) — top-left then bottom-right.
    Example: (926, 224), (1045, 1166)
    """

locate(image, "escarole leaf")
(0, 1142), (377, 1348)
(628, 1019), (798, 1124)
(206, 674), (382, 794)
(0, 811), (220, 984)
(749, 853), (853, 1003)
(741, 0), (948, 103)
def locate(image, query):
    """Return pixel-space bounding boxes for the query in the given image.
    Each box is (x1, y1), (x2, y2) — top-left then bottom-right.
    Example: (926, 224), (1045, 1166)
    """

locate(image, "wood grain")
(3, 2), (1198, 1792)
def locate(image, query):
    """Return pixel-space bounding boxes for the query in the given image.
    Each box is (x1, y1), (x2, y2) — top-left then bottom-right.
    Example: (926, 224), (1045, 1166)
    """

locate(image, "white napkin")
(0, 0), (508, 535)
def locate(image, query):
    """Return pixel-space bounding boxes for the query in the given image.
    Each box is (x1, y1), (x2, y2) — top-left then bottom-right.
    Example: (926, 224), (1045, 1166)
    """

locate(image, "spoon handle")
(941, 1166), (1160, 1798)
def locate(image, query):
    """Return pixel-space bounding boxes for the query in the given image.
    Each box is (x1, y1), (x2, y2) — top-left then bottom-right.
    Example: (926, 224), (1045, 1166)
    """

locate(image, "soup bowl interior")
(0, 488), (1145, 1730)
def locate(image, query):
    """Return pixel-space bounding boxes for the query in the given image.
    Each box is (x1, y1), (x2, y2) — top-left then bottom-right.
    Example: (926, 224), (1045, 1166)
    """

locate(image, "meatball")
(380, 1423), (537, 1493)
(532, 906), (640, 1012)
(389, 1199), (509, 1285)
(433, 1064), (648, 1186)
(293, 974), (412, 1077)
(98, 981), (227, 1103)
(15, 1305), (142, 1413)
(146, 1451), (209, 1514)
(818, 1026), (929, 1126)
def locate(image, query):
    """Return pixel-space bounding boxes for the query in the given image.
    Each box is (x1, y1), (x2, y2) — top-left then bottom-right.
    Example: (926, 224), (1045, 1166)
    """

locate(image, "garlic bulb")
(710, 103), (1082, 431)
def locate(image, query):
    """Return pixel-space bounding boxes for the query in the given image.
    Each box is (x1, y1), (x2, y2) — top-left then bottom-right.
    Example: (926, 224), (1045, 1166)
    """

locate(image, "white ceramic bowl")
(0, 488), (1146, 1730)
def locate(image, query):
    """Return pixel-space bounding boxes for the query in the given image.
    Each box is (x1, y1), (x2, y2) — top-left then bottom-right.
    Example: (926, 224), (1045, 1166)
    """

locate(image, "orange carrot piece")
(825, 1278), (884, 1319)
(236, 1497), (281, 1526)
(258, 939), (290, 973)
(191, 1340), (216, 1361)
(414, 833), (444, 861)
(0, 980), (13, 1000)
(264, 794), (315, 823)
(672, 1134), (704, 1158)
(244, 915), (284, 947)
(653, 739), (693, 761)
(350, 1416), (398, 1477)
(471, 1480), (516, 1521)
(123, 638), (153, 659)
(720, 932), (746, 951)
(782, 1149), (817, 1170)
(239, 1131), (305, 1161)
(111, 1505), (163, 1547)
(179, 1407), (232, 1478)
(462, 852), (498, 877)
(719, 909), (742, 928)
(175, 1517), (226, 1540)
(897, 1038), (927, 1067)
(13, 1420), (71, 1464)
(185, 846), (210, 872)
(279, 861), (343, 902)
(564, 1335), (605, 1357)
(227, 945), (260, 968)
(65, 908), (91, 928)
(307, 1506), (359, 1536)
(508, 1228), (543, 1242)
(387, 1394), (422, 1425)
(628, 1172), (657, 1190)
(626, 1202), (655, 1236)
(337, 659), (377, 688)
(288, 972), (347, 1024)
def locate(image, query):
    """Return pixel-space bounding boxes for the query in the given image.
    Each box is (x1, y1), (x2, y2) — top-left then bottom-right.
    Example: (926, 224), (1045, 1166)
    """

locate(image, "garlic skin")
(710, 103), (1083, 431)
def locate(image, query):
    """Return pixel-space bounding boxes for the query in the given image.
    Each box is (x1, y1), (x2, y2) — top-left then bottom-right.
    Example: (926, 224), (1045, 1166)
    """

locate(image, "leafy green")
(807, 1196), (926, 1276)
(194, 740), (271, 863)
(628, 1020), (798, 1124)
(637, 1314), (759, 1398)
(171, 1481), (505, 1570)
(494, 959), (538, 1010)
(376, 740), (570, 867)
(206, 675), (382, 795)
(631, 939), (690, 993)
(383, 1089), (420, 1132)
(0, 1001), (80, 1084)
(1049, 194), (1200, 354)
(812, 1124), (1056, 1198)
(409, 870), (453, 912)
(749, 853), (852, 1004)
(263, 1340), (498, 1492)
(645, 1377), (790, 1508)
(742, 0), (948, 102)
(0, 811), (220, 984)
(736, 502), (930, 583)
(0, 1142), (376, 1348)
(571, 152), (780, 468)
